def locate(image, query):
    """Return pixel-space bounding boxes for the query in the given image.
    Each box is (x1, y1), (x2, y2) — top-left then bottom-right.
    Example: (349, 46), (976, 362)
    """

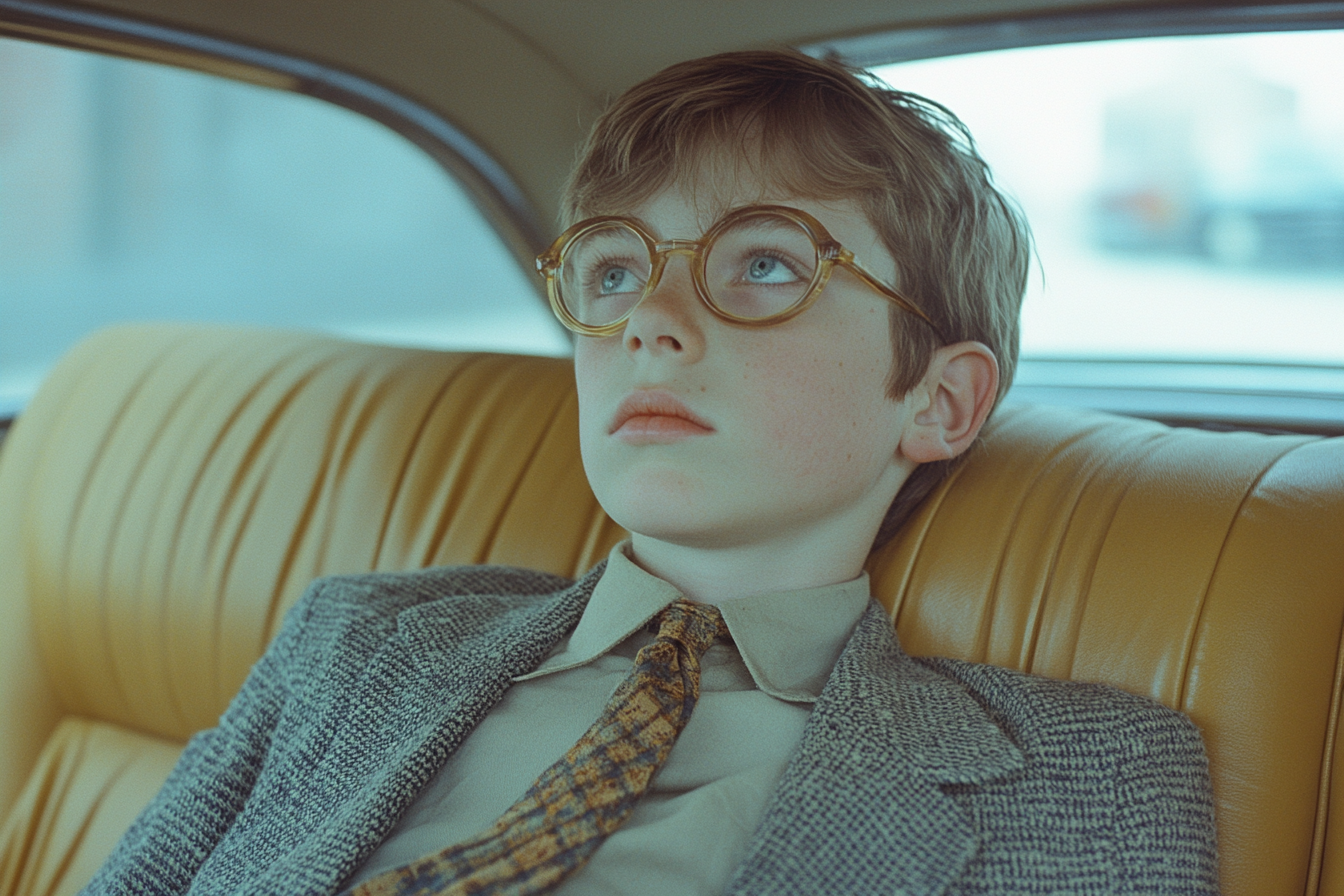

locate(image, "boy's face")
(573, 170), (923, 553)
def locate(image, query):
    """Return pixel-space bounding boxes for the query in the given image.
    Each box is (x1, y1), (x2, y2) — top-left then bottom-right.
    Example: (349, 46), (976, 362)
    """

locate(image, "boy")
(85, 50), (1218, 895)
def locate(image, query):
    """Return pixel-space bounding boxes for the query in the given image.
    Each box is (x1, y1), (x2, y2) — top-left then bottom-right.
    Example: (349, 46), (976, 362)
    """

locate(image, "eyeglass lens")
(557, 211), (821, 327)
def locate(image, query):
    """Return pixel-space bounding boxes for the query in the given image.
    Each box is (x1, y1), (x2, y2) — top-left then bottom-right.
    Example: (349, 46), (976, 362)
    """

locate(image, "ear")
(898, 341), (999, 464)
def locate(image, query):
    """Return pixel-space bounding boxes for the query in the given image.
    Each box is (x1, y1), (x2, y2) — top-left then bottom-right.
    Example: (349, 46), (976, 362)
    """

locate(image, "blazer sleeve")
(1113, 707), (1221, 894)
(79, 582), (322, 896)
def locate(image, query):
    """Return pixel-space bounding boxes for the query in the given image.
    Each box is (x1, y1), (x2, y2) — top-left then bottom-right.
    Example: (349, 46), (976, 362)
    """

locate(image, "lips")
(609, 390), (715, 443)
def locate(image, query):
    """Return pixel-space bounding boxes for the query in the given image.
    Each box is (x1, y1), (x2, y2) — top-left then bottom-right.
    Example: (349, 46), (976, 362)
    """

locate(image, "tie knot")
(652, 598), (730, 658)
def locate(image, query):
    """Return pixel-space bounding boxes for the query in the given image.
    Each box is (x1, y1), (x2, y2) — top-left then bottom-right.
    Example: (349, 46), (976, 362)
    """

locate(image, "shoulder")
(915, 653), (1207, 761)
(271, 563), (595, 675)
(913, 655), (1218, 887)
(306, 563), (578, 618)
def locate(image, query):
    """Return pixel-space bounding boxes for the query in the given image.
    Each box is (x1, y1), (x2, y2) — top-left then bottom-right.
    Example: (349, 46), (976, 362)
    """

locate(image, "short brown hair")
(563, 49), (1032, 548)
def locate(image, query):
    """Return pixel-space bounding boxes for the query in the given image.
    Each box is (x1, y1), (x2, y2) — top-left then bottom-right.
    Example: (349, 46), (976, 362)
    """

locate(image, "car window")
(872, 30), (1344, 366)
(0, 37), (570, 418)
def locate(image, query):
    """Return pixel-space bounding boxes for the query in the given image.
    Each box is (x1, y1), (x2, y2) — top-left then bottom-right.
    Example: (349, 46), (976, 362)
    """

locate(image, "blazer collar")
(305, 565), (603, 894)
(389, 563), (602, 678)
(729, 601), (1025, 896)
(832, 603), (1025, 785)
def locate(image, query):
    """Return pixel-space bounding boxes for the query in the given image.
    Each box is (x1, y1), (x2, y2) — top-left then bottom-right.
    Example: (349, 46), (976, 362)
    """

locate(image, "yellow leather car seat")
(1, 323), (1341, 895)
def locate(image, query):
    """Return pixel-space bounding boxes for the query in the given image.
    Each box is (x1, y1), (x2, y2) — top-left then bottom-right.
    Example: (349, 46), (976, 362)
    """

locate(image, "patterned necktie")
(347, 597), (730, 896)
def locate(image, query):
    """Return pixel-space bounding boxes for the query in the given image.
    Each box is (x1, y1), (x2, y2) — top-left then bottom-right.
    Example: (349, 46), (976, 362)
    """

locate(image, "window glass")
(873, 30), (1344, 364)
(0, 38), (569, 416)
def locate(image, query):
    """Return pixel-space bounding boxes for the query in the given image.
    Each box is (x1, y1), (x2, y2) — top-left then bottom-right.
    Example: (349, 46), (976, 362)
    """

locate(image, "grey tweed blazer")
(84, 562), (1219, 895)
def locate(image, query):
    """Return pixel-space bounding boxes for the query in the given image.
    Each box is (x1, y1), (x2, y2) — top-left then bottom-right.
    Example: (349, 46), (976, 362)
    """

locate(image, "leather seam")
(44, 727), (141, 896)
(153, 335), (252, 732)
(39, 327), (192, 728)
(477, 364), (573, 564)
(421, 353), (500, 566)
(1062, 429), (1167, 680)
(370, 354), (474, 570)
(1308, 594), (1344, 896)
(1024, 419), (1116, 673)
(1175, 435), (1306, 710)
(233, 347), (344, 656)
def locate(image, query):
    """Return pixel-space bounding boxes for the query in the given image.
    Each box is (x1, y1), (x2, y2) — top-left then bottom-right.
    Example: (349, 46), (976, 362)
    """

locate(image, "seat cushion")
(0, 719), (180, 896)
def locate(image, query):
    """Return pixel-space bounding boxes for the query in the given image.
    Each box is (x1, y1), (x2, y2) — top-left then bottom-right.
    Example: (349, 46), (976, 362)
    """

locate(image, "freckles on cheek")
(762, 360), (876, 479)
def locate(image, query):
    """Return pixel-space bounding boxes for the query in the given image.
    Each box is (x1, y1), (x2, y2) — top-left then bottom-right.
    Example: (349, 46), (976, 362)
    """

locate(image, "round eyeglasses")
(535, 204), (946, 341)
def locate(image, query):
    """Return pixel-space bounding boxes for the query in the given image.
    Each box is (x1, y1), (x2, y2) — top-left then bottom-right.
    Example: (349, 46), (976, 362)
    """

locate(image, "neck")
(627, 520), (876, 604)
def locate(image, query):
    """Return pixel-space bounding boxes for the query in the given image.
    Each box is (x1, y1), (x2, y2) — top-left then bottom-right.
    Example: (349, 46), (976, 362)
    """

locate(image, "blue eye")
(745, 255), (797, 284)
(600, 266), (638, 294)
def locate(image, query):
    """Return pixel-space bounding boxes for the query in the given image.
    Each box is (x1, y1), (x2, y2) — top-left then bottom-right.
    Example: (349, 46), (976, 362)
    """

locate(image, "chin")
(605, 503), (711, 544)
(597, 488), (727, 546)
(587, 463), (704, 522)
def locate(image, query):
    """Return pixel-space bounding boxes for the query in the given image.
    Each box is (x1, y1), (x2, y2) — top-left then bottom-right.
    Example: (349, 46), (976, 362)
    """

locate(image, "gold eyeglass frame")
(535, 204), (947, 342)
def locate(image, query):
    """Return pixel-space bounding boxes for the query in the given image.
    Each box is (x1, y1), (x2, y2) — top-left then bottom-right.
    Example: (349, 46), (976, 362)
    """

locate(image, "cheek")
(745, 342), (898, 478)
(572, 340), (617, 481)
(573, 339), (613, 424)
(572, 337), (600, 393)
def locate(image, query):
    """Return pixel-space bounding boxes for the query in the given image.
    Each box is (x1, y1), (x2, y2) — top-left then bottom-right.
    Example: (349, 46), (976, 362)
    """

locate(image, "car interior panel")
(1, 1), (1342, 894)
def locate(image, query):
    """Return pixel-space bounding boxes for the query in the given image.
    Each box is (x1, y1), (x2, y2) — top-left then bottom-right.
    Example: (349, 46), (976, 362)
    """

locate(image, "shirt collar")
(514, 539), (871, 703)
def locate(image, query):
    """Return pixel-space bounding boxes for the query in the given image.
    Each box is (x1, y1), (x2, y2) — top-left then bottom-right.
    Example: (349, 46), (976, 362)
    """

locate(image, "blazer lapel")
(264, 565), (600, 894)
(728, 603), (1025, 896)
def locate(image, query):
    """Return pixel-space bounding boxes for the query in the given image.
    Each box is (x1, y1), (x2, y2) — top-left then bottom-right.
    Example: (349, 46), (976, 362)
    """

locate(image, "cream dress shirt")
(348, 541), (870, 894)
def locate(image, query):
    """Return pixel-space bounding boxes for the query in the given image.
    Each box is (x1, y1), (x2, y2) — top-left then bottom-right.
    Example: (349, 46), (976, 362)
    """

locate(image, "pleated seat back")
(1, 323), (1341, 895)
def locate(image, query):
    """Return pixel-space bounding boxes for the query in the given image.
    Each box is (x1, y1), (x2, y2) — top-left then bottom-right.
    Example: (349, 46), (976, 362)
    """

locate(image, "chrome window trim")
(1007, 360), (1344, 436)
(0, 0), (549, 280)
(805, 2), (1344, 65)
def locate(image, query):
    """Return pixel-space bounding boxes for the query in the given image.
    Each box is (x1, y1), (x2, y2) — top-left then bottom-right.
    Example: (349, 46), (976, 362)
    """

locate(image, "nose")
(621, 250), (705, 362)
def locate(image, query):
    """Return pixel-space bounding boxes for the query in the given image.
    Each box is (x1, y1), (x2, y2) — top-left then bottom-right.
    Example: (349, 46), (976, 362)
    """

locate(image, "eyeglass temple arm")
(838, 252), (948, 343)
